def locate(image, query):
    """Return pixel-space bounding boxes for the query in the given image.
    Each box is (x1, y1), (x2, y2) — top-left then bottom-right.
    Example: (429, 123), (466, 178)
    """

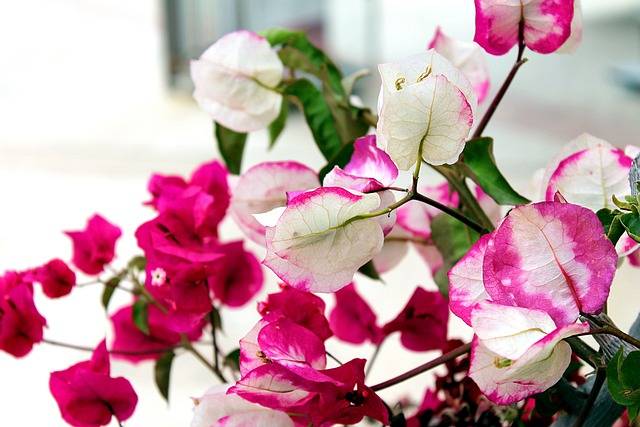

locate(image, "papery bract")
(230, 161), (319, 245)
(257, 284), (332, 341)
(49, 341), (138, 427)
(429, 27), (490, 103)
(474, 0), (576, 55)
(383, 287), (448, 351)
(32, 258), (76, 298)
(483, 201), (616, 326)
(65, 214), (122, 275)
(190, 30), (283, 132)
(329, 283), (383, 345)
(468, 303), (589, 405)
(191, 385), (294, 427)
(0, 272), (46, 357)
(377, 50), (475, 169)
(264, 187), (385, 293)
(448, 233), (492, 326)
(209, 241), (263, 307)
(110, 304), (203, 363)
(543, 134), (633, 211)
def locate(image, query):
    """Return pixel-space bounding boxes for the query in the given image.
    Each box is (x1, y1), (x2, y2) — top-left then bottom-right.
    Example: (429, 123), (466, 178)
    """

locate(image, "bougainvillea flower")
(377, 50), (475, 169)
(208, 241), (263, 307)
(469, 302), (589, 404)
(428, 27), (490, 103)
(257, 284), (332, 341)
(190, 30), (283, 132)
(324, 135), (398, 192)
(542, 134), (633, 211)
(191, 385), (294, 427)
(372, 225), (411, 273)
(50, 341), (138, 427)
(65, 214), (122, 275)
(397, 182), (459, 238)
(264, 187), (385, 292)
(557, 0), (583, 54)
(483, 202), (616, 326)
(448, 234), (492, 326)
(230, 161), (319, 245)
(110, 304), (203, 363)
(474, 0), (577, 55)
(383, 287), (448, 351)
(329, 283), (383, 345)
(231, 358), (388, 426)
(32, 258), (76, 298)
(0, 272), (46, 357)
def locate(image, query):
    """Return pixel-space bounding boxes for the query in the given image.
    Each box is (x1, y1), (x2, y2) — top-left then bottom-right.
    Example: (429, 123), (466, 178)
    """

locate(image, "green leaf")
(285, 79), (343, 160)
(214, 122), (247, 175)
(262, 28), (345, 97)
(101, 276), (120, 310)
(209, 306), (223, 331)
(127, 255), (147, 272)
(620, 211), (640, 243)
(461, 137), (530, 206)
(597, 209), (625, 245)
(132, 299), (150, 335)
(223, 348), (241, 373)
(154, 350), (175, 402)
(318, 142), (355, 182)
(607, 349), (640, 406)
(358, 260), (381, 281)
(430, 213), (480, 295)
(268, 101), (289, 149)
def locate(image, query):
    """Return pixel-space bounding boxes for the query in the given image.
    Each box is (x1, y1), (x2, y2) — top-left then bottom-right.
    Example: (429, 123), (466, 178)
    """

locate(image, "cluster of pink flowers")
(5, 1), (639, 426)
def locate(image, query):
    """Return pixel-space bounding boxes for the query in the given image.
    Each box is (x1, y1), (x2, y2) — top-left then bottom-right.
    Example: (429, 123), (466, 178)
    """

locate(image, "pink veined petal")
(469, 322), (589, 405)
(523, 0), (575, 54)
(372, 226), (411, 274)
(343, 135), (398, 188)
(429, 27), (491, 103)
(470, 302), (556, 360)
(448, 233), (493, 326)
(231, 161), (319, 246)
(482, 202), (617, 326)
(329, 284), (383, 345)
(229, 364), (317, 410)
(557, 0), (583, 54)
(239, 320), (269, 377)
(191, 385), (294, 427)
(257, 319), (327, 370)
(264, 187), (385, 293)
(474, 0), (522, 55)
(544, 145), (632, 211)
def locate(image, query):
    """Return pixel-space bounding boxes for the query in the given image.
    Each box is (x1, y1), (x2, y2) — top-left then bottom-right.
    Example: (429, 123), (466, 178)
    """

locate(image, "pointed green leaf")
(127, 255), (147, 272)
(223, 348), (241, 373)
(620, 211), (640, 243)
(214, 122), (247, 175)
(132, 299), (150, 335)
(607, 348), (640, 406)
(597, 208), (625, 245)
(209, 306), (223, 331)
(461, 137), (530, 206)
(358, 260), (381, 281)
(268, 101), (288, 149)
(101, 276), (120, 310)
(154, 350), (175, 402)
(285, 79), (343, 161)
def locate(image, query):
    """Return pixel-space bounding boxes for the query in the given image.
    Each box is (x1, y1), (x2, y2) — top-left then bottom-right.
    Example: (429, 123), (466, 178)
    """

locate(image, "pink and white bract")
(264, 187), (385, 292)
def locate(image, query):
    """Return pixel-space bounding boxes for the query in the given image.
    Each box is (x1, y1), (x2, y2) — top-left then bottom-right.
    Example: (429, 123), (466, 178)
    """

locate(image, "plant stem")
(209, 309), (222, 376)
(566, 337), (599, 369)
(572, 367), (606, 427)
(42, 338), (177, 356)
(326, 351), (343, 366)
(472, 20), (527, 139)
(589, 327), (640, 349)
(370, 343), (471, 391)
(181, 337), (227, 383)
(362, 109), (379, 128)
(365, 339), (385, 379)
(412, 192), (488, 234)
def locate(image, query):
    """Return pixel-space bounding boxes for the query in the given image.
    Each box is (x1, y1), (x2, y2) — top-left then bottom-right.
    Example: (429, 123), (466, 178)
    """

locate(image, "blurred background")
(1, 0), (640, 425)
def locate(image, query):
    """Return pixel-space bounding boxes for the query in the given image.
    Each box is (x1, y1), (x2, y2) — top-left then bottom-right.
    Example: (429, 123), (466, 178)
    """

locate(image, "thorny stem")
(566, 337), (599, 369)
(413, 192), (488, 234)
(181, 336), (227, 383)
(472, 19), (527, 139)
(588, 327), (640, 349)
(326, 351), (344, 366)
(370, 343), (471, 391)
(209, 309), (224, 379)
(571, 367), (607, 427)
